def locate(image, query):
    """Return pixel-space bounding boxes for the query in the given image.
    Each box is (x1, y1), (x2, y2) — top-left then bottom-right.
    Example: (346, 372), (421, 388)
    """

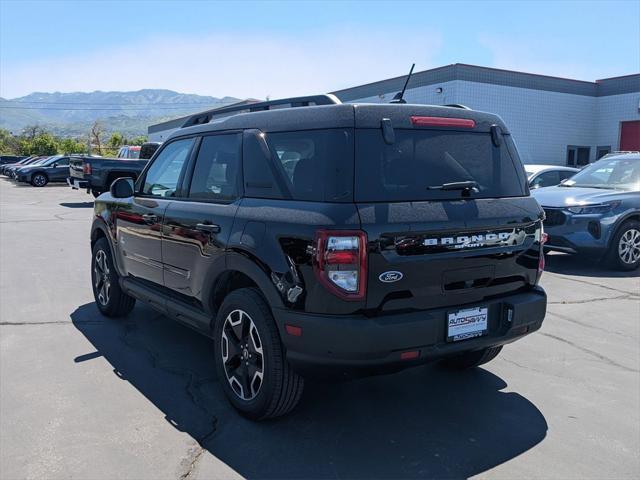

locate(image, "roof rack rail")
(443, 104), (471, 109)
(181, 94), (341, 128)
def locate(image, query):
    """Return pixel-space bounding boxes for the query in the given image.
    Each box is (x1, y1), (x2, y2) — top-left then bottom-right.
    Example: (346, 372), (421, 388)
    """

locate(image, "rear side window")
(355, 129), (526, 202)
(188, 134), (241, 201)
(264, 129), (354, 202)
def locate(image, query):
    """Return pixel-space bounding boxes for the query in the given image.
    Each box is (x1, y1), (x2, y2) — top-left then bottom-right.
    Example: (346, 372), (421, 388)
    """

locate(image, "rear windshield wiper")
(426, 180), (479, 192)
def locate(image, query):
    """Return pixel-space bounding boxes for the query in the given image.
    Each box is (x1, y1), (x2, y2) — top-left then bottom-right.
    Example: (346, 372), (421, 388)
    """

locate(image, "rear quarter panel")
(231, 198), (363, 315)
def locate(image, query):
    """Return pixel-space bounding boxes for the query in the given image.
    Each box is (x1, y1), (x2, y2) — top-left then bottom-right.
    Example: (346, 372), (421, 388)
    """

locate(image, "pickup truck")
(67, 156), (148, 197)
(67, 142), (161, 197)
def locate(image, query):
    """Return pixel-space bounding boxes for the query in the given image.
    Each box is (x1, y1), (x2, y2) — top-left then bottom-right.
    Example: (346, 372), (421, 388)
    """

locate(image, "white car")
(525, 164), (580, 189)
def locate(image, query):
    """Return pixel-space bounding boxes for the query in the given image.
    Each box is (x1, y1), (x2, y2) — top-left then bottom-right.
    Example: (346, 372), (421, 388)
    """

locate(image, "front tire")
(608, 221), (640, 271)
(213, 288), (304, 420)
(91, 237), (135, 317)
(31, 173), (48, 187)
(440, 346), (503, 370)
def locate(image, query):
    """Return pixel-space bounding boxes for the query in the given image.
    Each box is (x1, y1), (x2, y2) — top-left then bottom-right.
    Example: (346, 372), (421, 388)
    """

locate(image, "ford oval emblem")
(379, 271), (403, 283)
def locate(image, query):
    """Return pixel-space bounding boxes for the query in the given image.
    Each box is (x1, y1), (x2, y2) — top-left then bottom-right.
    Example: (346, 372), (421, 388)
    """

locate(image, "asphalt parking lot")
(0, 179), (638, 480)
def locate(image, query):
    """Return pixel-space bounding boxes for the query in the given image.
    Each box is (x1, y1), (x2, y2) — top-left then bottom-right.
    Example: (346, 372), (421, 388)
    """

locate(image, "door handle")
(196, 223), (221, 234)
(142, 213), (158, 224)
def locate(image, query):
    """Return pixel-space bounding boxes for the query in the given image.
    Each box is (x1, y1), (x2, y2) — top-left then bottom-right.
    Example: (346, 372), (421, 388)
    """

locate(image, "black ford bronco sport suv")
(90, 94), (547, 419)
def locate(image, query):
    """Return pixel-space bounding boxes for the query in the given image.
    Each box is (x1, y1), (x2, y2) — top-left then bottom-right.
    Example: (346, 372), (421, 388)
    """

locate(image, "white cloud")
(0, 29), (442, 99)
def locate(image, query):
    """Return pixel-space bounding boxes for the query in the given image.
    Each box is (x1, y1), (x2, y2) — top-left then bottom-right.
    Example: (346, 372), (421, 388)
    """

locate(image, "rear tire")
(607, 220), (640, 271)
(440, 346), (503, 370)
(31, 173), (48, 187)
(213, 288), (304, 420)
(91, 237), (136, 317)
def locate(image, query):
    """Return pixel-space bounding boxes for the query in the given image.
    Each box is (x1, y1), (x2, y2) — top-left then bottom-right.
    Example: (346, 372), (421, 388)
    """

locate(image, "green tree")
(28, 133), (59, 155)
(129, 135), (147, 146)
(59, 137), (87, 154)
(0, 128), (20, 154)
(108, 132), (124, 148)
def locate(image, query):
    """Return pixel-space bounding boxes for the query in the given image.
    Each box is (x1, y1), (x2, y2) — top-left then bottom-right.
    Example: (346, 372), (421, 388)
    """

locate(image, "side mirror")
(110, 177), (134, 198)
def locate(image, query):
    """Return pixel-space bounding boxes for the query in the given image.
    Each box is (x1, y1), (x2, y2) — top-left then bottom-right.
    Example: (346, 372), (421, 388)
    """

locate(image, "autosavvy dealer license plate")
(447, 306), (488, 342)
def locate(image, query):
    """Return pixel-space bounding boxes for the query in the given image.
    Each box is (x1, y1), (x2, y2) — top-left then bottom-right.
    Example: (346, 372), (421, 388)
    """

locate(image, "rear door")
(162, 133), (242, 298)
(353, 113), (542, 313)
(115, 138), (194, 285)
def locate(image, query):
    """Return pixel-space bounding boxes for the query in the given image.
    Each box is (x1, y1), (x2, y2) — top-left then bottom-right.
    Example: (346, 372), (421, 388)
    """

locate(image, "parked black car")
(0, 155), (27, 165)
(1, 155), (42, 176)
(14, 155), (72, 186)
(90, 95), (547, 420)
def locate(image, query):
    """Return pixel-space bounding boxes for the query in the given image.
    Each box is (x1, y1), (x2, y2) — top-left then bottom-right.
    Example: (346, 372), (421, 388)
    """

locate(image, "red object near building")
(620, 121), (640, 151)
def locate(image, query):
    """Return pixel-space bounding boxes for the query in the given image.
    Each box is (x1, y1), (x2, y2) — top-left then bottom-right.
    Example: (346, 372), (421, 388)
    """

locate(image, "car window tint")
(355, 129), (525, 202)
(559, 170), (575, 181)
(142, 138), (194, 197)
(265, 129), (354, 202)
(56, 158), (69, 167)
(188, 134), (241, 201)
(243, 132), (285, 199)
(531, 170), (560, 188)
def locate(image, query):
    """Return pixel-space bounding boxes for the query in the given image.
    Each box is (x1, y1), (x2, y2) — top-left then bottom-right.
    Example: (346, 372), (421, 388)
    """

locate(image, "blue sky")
(0, 0), (638, 99)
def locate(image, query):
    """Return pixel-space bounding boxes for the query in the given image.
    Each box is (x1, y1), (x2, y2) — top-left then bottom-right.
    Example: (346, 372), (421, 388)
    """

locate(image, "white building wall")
(454, 81), (596, 165)
(594, 92), (640, 151)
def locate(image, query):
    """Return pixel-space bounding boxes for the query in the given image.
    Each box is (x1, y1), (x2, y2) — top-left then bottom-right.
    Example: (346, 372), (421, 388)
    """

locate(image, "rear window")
(263, 129), (354, 202)
(355, 129), (526, 202)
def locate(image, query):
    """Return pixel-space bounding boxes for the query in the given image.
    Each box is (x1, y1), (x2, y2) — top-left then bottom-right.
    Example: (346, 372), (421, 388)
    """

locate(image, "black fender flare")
(90, 216), (126, 276)
(201, 250), (285, 317)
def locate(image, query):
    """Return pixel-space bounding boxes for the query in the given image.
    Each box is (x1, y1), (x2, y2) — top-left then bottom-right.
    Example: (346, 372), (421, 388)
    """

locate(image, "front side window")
(142, 138), (194, 197)
(188, 134), (241, 201)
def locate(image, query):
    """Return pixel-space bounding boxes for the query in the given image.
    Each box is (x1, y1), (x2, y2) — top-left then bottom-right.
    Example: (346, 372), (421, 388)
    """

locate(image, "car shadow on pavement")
(71, 302), (547, 479)
(545, 252), (639, 278)
(59, 202), (94, 208)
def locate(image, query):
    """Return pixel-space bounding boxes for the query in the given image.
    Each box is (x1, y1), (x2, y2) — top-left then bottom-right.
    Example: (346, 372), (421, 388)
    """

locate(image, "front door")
(162, 133), (242, 298)
(50, 157), (70, 181)
(115, 138), (195, 285)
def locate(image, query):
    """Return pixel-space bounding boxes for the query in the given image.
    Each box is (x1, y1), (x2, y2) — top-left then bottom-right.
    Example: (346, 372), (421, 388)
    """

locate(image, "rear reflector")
(400, 350), (420, 360)
(285, 324), (302, 337)
(411, 116), (476, 128)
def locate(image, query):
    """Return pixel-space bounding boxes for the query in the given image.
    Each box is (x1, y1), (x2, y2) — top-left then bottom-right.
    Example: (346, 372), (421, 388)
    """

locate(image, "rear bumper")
(67, 177), (89, 190)
(273, 287), (546, 377)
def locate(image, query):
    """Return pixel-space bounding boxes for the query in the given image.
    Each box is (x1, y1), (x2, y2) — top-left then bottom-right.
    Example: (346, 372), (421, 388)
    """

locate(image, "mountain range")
(0, 89), (241, 137)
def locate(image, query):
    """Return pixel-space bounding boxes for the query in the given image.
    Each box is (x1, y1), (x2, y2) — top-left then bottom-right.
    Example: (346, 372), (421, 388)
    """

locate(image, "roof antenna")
(390, 63), (415, 104)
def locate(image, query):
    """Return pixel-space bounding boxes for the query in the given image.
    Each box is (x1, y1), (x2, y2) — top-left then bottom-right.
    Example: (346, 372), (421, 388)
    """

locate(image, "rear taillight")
(537, 227), (548, 281)
(314, 230), (367, 301)
(83, 162), (92, 175)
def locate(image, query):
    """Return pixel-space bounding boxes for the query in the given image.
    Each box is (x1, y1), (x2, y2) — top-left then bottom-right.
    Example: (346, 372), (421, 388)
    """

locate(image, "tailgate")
(359, 198), (543, 312)
(69, 158), (85, 179)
